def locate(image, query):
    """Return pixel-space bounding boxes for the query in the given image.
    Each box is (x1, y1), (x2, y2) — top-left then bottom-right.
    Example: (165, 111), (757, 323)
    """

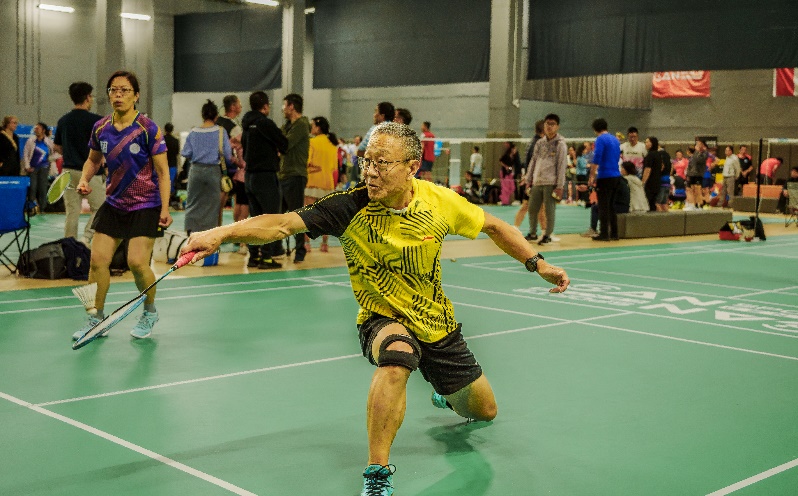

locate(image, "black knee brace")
(377, 334), (422, 371)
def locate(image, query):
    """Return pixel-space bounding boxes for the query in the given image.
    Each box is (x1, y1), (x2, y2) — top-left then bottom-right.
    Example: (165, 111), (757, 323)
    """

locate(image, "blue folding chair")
(0, 176), (31, 274)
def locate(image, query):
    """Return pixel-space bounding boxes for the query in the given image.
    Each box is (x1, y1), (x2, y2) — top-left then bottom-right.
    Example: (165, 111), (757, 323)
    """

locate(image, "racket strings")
(75, 295), (146, 345)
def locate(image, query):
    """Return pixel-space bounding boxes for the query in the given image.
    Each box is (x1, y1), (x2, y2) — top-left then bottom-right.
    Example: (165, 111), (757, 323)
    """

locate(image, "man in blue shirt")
(588, 118), (622, 241)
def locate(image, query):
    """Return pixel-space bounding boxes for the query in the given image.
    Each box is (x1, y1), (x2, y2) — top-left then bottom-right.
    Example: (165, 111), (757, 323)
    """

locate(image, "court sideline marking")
(0, 391), (258, 496)
(706, 457), (798, 496)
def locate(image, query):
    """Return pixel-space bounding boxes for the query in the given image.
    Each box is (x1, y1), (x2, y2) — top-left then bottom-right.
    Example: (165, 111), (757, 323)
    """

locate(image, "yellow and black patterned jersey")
(297, 179), (485, 343)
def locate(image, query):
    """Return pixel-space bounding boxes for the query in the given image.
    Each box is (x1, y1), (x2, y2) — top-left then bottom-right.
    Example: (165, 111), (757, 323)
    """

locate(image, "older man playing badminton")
(182, 122), (570, 496)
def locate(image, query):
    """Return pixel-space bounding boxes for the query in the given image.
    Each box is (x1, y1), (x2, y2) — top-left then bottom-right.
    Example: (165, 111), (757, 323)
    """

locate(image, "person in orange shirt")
(304, 116), (340, 252)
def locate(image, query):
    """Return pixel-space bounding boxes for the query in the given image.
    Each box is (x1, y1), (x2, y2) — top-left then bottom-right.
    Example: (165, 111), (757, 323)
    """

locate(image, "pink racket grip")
(174, 251), (198, 269)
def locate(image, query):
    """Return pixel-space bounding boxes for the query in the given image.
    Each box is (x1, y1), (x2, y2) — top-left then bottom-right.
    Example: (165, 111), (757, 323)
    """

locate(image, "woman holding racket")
(71, 70), (172, 341)
(182, 122), (569, 496)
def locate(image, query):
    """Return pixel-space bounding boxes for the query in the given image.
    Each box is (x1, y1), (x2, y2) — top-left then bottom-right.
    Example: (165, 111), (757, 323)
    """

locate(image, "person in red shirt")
(671, 149), (688, 180)
(418, 121), (435, 181)
(759, 157), (783, 185)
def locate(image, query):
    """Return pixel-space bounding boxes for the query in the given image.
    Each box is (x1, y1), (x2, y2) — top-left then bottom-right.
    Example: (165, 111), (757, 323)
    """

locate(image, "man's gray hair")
(372, 121), (422, 161)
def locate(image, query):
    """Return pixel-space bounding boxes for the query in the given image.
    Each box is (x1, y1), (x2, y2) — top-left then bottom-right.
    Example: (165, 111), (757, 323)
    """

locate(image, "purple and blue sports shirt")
(89, 112), (167, 212)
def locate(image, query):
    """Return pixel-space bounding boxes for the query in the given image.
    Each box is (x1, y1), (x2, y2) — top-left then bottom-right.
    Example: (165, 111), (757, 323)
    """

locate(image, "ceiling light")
(120, 12), (151, 21)
(38, 4), (75, 13)
(246, 0), (280, 6)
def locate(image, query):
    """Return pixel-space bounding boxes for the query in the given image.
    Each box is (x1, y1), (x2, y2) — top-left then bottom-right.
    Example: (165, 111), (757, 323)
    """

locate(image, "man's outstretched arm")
(182, 212), (308, 264)
(481, 212), (570, 293)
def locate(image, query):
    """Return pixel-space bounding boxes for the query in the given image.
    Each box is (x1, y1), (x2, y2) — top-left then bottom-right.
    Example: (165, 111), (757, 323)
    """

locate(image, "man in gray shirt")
(720, 145), (740, 208)
(524, 114), (567, 245)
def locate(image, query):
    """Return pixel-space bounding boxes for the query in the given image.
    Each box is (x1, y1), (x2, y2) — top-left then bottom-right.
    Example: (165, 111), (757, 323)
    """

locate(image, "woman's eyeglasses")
(107, 87), (134, 96)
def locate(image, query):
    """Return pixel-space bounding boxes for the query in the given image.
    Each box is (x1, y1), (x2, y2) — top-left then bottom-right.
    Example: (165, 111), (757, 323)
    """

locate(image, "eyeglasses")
(360, 157), (409, 176)
(107, 87), (134, 96)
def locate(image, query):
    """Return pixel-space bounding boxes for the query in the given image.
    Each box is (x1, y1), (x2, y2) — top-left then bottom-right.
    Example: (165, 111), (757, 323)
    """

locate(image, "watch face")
(526, 257), (537, 272)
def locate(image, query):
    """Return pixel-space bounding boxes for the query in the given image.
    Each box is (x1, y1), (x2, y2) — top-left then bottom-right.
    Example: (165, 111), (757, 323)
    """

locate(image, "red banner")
(652, 71), (711, 98)
(774, 68), (797, 96)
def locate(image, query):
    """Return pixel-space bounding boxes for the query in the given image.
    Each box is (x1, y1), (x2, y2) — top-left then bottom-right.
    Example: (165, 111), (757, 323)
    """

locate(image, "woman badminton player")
(71, 70), (172, 341)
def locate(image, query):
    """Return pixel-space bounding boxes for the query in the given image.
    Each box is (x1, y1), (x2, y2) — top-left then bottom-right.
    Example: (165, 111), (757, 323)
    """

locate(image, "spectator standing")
(349, 135), (362, 184)
(241, 91), (288, 269)
(419, 121), (435, 181)
(582, 161), (645, 238)
(565, 145), (577, 203)
(498, 143), (517, 206)
(216, 95), (245, 226)
(641, 136), (663, 211)
(163, 123), (180, 197)
(737, 145), (753, 192)
(574, 143), (591, 206)
(0, 115), (21, 176)
(589, 118), (622, 241)
(181, 100), (232, 236)
(720, 145), (740, 208)
(70, 70), (172, 341)
(524, 114), (567, 245)
(620, 126), (647, 177)
(279, 93), (311, 263)
(686, 139), (709, 209)
(394, 108), (412, 125)
(515, 121), (545, 230)
(305, 116), (339, 253)
(657, 144), (672, 212)
(672, 150), (688, 180)
(22, 122), (55, 213)
(53, 83), (104, 244)
(357, 102), (395, 159)
(469, 145), (483, 180)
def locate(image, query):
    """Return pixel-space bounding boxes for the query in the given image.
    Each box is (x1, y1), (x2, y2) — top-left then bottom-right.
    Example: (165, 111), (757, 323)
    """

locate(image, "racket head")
(47, 171), (72, 204)
(72, 295), (146, 350)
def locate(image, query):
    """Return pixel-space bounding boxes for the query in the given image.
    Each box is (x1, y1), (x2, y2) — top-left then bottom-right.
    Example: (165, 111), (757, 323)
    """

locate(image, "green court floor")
(2, 236), (798, 495)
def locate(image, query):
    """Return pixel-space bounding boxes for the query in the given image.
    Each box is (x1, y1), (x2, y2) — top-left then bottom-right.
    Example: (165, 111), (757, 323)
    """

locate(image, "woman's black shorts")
(92, 203), (163, 239)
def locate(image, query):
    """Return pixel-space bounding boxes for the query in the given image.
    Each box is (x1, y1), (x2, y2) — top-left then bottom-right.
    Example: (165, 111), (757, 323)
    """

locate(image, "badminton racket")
(72, 250), (197, 350)
(47, 171), (75, 204)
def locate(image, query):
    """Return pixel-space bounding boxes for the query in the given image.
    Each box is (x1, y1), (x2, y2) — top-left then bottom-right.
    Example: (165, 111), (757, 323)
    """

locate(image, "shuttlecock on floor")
(72, 282), (98, 316)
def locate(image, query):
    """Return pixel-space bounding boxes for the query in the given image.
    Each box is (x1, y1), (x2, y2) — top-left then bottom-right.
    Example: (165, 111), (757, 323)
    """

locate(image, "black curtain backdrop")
(528, 0), (798, 79)
(174, 9), (282, 92)
(314, 0), (490, 89)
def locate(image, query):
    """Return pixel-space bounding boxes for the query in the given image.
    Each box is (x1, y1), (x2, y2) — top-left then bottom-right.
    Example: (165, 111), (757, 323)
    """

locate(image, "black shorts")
(358, 314), (483, 396)
(232, 180), (248, 206)
(687, 175), (703, 186)
(420, 160), (434, 172)
(92, 203), (164, 239)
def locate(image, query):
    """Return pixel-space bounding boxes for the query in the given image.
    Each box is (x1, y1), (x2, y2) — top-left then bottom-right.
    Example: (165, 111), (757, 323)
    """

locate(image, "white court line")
(36, 354), (361, 407)
(0, 282), (335, 316)
(729, 285), (798, 300)
(469, 242), (732, 265)
(580, 321), (798, 362)
(0, 273), (350, 306)
(555, 277), (798, 310)
(706, 457), (798, 495)
(550, 266), (754, 291)
(0, 391), (258, 496)
(443, 284), (798, 339)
